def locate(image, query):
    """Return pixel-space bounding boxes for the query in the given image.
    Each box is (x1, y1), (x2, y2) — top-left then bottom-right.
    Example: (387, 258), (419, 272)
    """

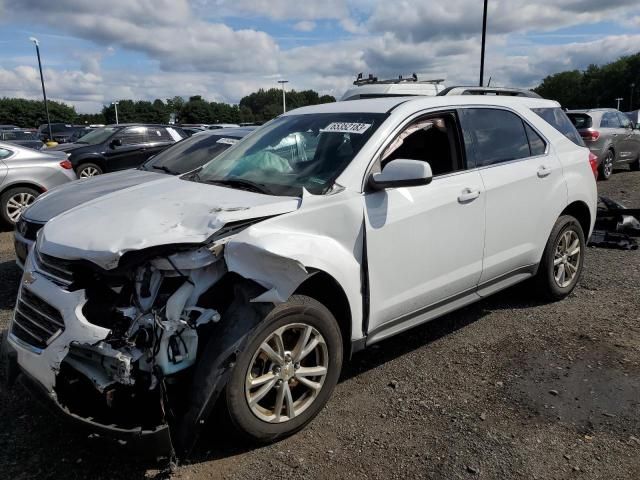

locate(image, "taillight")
(59, 160), (73, 170)
(580, 129), (600, 141)
(588, 152), (598, 180)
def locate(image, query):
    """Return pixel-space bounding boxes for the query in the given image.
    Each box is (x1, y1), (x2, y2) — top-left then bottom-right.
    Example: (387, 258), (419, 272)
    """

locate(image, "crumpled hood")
(25, 169), (161, 223)
(39, 176), (301, 269)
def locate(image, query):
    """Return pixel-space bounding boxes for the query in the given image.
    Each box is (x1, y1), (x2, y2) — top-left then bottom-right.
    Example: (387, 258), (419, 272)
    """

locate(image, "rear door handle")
(458, 188), (480, 203)
(537, 165), (552, 178)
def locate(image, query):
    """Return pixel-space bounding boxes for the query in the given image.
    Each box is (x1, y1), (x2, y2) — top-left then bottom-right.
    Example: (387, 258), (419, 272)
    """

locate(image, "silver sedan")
(0, 141), (76, 225)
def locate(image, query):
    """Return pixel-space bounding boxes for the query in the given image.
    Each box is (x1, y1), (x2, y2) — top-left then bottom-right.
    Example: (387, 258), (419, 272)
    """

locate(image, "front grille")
(34, 250), (75, 286)
(11, 289), (65, 350)
(16, 218), (45, 241)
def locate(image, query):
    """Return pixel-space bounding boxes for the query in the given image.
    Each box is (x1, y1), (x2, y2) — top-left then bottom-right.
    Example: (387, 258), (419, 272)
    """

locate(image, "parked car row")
(3, 93), (597, 458)
(566, 108), (640, 180)
(12, 127), (255, 263)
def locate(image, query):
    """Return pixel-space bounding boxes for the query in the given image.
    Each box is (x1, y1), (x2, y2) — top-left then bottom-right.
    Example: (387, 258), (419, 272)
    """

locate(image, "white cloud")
(1, 0), (639, 112)
(293, 21), (316, 32)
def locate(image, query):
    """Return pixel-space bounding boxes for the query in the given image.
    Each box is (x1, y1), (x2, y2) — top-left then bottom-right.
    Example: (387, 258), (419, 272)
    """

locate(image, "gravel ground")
(1, 169), (639, 480)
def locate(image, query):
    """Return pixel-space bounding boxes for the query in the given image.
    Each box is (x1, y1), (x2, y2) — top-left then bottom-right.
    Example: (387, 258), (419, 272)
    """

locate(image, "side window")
(524, 124), (546, 156)
(601, 112), (621, 129)
(532, 107), (584, 146)
(381, 113), (461, 176)
(118, 127), (147, 145)
(459, 108), (530, 167)
(147, 127), (173, 142)
(617, 112), (632, 129)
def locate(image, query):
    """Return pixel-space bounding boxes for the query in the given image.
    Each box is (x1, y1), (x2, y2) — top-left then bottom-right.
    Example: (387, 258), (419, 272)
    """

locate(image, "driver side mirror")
(368, 159), (433, 190)
(110, 138), (122, 148)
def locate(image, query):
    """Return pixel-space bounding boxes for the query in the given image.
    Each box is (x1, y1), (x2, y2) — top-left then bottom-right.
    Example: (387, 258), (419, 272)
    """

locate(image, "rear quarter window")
(532, 108), (585, 147)
(566, 113), (592, 130)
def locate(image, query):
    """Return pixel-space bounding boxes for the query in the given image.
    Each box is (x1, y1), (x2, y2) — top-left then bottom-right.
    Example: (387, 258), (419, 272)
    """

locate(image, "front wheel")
(630, 157), (640, 172)
(225, 295), (343, 443)
(534, 215), (585, 300)
(76, 162), (103, 178)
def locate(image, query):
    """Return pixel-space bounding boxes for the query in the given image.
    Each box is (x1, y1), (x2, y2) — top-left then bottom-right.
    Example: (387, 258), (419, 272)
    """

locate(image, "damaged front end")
(5, 222), (304, 458)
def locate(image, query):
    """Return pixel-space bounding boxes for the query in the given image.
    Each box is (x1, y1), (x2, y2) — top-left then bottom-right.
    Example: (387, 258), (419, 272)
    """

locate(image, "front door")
(364, 111), (486, 338)
(105, 126), (148, 171)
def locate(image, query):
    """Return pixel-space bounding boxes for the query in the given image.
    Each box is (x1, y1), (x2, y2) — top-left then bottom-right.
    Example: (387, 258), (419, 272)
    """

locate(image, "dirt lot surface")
(1, 169), (639, 480)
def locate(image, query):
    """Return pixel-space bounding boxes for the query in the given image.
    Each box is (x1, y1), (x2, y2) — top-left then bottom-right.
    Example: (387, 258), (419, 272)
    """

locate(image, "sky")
(0, 0), (639, 113)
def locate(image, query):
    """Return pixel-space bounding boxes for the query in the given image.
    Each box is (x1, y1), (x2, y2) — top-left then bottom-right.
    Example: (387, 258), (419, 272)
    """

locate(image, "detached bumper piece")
(18, 362), (174, 458)
(589, 196), (640, 250)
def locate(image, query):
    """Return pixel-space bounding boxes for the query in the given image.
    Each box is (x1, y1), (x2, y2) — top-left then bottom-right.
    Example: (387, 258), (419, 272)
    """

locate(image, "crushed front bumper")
(3, 252), (174, 457)
(7, 348), (173, 456)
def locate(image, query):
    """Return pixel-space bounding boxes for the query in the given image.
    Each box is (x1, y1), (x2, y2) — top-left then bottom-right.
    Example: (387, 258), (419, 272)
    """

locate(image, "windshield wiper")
(152, 165), (180, 175)
(205, 178), (271, 195)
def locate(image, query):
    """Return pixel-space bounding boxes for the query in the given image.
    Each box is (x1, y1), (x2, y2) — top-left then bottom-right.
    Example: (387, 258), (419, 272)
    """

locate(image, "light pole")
(479, 0), (488, 87)
(616, 97), (624, 110)
(278, 80), (289, 113)
(630, 83), (636, 111)
(29, 37), (52, 141)
(112, 101), (119, 124)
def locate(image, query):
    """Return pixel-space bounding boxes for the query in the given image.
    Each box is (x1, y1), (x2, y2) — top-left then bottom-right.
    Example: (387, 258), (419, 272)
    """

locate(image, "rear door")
(617, 112), (640, 162)
(105, 126), (148, 171)
(458, 107), (567, 291)
(600, 111), (625, 161)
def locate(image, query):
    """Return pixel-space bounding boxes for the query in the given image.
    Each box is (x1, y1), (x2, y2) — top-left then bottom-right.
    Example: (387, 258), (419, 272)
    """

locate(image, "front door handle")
(458, 188), (480, 203)
(537, 165), (552, 178)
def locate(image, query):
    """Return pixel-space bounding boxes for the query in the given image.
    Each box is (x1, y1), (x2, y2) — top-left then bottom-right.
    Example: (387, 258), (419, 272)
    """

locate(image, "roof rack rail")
(353, 73), (446, 86)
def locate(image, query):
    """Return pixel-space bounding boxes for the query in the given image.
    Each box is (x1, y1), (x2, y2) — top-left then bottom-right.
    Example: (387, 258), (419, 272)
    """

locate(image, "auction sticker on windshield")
(217, 138), (239, 145)
(320, 122), (372, 134)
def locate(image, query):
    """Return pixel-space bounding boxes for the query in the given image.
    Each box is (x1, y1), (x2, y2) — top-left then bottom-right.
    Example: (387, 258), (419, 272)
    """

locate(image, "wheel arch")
(0, 181), (47, 197)
(561, 200), (591, 239)
(74, 155), (106, 171)
(294, 270), (352, 360)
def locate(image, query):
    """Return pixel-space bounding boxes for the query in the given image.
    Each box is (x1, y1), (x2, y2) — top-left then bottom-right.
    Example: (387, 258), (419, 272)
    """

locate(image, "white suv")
(4, 95), (597, 457)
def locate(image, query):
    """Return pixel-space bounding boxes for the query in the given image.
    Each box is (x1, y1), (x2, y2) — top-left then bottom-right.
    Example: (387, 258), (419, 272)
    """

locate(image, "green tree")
(0, 98), (76, 128)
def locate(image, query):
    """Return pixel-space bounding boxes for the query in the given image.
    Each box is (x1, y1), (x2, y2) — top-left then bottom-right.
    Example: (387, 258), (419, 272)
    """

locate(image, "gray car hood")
(39, 176), (301, 270)
(25, 169), (162, 223)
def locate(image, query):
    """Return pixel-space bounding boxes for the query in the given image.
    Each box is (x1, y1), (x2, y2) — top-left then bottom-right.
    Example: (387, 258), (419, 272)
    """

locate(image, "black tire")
(0, 186), (39, 225)
(225, 295), (343, 443)
(630, 157), (640, 172)
(534, 215), (585, 301)
(598, 149), (614, 180)
(76, 162), (103, 178)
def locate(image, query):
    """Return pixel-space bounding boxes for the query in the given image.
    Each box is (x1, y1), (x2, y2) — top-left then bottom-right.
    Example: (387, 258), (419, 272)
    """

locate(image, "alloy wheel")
(79, 166), (100, 178)
(245, 323), (329, 423)
(603, 151), (614, 178)
(553, 229), (581, 288)
(5, 192), (35, 223)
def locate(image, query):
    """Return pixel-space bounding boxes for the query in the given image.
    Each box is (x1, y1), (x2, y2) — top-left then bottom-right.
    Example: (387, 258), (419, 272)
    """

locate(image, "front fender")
(225, 229), (364, 341)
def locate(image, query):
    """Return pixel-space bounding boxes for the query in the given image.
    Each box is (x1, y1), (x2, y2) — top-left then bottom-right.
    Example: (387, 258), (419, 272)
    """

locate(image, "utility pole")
(630, 83), (636, 111)
(29, 37), (52, 141)
(278, 80), (289, 113)
(615, 97), (624, 110)
(479, 0), (488, 87)
(112, 101), (119, 124)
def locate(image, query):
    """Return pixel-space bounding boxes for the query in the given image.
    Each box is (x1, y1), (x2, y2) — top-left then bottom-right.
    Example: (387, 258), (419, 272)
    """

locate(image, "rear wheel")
(225, 295), (343, 443)
(630, 156), (640, 171)
(76, 162), (103, 178)
(599, 149), (614, 180)
(534, 215), (585, 300)
(1, 187), (39, 225)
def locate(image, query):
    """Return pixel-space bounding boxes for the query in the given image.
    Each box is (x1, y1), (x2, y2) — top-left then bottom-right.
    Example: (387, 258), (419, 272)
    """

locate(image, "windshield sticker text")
(320, 122), (372, 134)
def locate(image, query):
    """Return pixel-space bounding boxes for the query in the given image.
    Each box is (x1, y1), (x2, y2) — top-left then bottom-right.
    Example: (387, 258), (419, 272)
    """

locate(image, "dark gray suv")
(567, 108), (640, 179)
